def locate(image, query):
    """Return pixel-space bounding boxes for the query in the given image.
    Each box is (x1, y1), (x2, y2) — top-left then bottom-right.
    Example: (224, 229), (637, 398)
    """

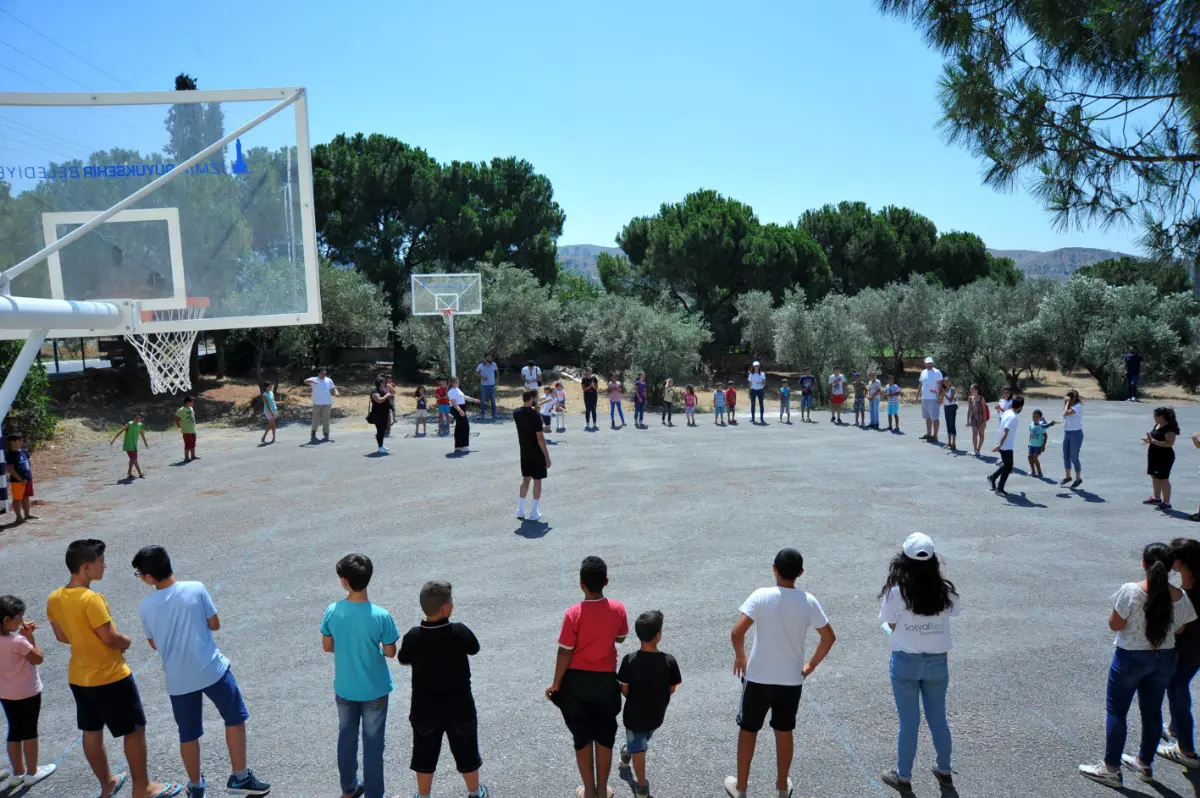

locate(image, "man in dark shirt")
(616, 610), (682, 798)
(514, 389), (551, 522)
(581, 367), (600, 430)
(1125, 346), (1144, 402)
(397, 581), (488, 798)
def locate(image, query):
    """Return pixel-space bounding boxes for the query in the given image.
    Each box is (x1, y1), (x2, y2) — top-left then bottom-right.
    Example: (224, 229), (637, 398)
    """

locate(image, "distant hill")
(987, 247), (1137, 281)
(557, 244), (621, 282)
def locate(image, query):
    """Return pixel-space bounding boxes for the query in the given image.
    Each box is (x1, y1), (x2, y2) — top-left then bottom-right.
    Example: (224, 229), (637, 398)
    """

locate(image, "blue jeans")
(944, 404), (958, 438)
(610, 401), (624, 425)
(1063, 429), (1083, 473)
(633, 398), (645, 424)
(1105, 647), (1175, 768)
(1128, 374), (1139, 400)
(625, 728), (654, 754)
(1168, 655), (1200, 753)
(890, 652), (951, 780)
(750, 388), (764, 420)
(336, 694), (389, 798)
(479, 385), (496, 418)
(869, 398), (880, 427)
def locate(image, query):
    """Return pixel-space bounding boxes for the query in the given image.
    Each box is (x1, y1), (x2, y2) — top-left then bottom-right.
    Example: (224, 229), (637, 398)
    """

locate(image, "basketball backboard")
(410, 273), (482, 316)
(0, 87), (320, 339)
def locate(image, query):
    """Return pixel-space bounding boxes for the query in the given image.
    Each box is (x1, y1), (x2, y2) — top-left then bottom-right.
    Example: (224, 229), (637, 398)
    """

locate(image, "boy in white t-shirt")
(989, 395), (1024, 495)
(726, 549), (837, 798)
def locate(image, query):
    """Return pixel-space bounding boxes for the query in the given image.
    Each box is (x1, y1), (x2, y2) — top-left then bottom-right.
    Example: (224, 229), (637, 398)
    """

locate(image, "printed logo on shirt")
(903, 620), (947, 636)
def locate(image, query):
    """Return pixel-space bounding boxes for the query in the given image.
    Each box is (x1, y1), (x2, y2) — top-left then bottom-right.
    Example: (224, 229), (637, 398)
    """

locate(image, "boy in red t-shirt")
(435, 378), (451, 435)
(725, 382), (738, 425)
(546, 556), (629, 798)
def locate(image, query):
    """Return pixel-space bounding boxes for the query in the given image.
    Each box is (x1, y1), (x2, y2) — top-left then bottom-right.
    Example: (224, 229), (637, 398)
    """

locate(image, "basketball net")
(124, 300), (209, 394)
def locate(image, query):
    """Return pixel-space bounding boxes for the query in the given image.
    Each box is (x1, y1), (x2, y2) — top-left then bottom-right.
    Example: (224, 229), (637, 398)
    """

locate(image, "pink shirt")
(0, 632), (41, 700)
(685, 392), (697, 407)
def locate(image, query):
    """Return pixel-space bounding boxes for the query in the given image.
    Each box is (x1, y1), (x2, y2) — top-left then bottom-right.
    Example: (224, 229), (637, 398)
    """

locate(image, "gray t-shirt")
(1112, 582), (1196, 650)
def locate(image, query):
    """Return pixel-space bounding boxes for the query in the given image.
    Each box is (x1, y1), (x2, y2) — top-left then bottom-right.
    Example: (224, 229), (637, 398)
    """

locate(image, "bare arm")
(536, 430), (551, 465)
(208, 614), (220, 631)
(20, 625), (43, 665)
(146, 639), (157, 651)
(322, 634), (335, 653)
(94, 621), (131, 651)
(1109, 609), (1127, 632)
(545, 647), (574, 698)
(111, 424), (129, 444)
(382, 642), (397, 658)
(731, 614), (753, 677)
(140, 431), (149, 447)
(803, 624), (837, 677)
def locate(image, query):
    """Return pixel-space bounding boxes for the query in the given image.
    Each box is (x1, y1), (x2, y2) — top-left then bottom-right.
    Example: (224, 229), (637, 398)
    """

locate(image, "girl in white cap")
(879, 533), (960, 793)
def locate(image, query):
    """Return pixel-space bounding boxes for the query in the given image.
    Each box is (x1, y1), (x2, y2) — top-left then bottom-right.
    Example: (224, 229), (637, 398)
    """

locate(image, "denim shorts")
(168, 667), (249, 743)
(800, 394), (814, 409)
(624, 728), (654, 754)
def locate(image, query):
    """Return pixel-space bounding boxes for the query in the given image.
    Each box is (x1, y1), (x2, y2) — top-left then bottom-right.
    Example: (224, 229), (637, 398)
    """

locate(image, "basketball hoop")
(124, 298), (209, 394)
(440, 308), (455, 320)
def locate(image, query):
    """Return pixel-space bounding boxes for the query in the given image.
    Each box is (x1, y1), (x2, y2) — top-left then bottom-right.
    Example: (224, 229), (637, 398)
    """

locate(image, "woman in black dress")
(1143, 406), (1181, 512)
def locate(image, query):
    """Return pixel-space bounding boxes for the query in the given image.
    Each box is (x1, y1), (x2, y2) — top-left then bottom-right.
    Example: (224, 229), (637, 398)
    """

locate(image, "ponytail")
(1144, 542), (1174, 648)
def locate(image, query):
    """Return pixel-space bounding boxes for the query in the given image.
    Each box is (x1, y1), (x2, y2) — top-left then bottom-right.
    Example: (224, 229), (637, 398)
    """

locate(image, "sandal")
(98, 773), (127, 798)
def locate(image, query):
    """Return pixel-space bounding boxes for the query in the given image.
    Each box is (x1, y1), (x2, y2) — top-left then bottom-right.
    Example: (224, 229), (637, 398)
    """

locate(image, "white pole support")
(0, 296), (127, 331)
(1, 89), (303, 289)
(447, 313), (457, 378)
(0, 331), (48, 430)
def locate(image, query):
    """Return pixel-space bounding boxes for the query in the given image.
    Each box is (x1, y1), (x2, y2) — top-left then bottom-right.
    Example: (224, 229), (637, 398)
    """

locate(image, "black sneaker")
(1071, 478), (1083, 488)
(987, 474), (997, 491)
(931, 768), (953, 789)
(619, 744), (631, 769)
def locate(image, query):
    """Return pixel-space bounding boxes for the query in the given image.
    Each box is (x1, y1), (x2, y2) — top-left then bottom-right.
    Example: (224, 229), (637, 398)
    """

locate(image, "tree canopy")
(1075, 256), (1192, 295)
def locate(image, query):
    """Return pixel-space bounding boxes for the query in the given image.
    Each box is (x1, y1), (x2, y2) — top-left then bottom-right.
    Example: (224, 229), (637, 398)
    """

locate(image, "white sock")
(518, 497), (526, 516)
(531, 499), (540, 514)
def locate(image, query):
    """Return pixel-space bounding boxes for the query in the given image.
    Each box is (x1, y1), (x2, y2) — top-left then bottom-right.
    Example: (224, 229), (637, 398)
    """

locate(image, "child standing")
(5, 433), (34, 523)
(867, 371), (882, 429)
(546, 556), (629, 798)
(714, 384), (726, 426)
(966, 383), (988, 456)
(633, 374), (647, 429)
(414, 386), (429, 436)
(47, 539), (181, 798)
(320, 554), (399, 798)
(1027, 410), (1056, 477)
(725, 382), (738, 425)
(616, 611), (682, 798)
(175, 396), (198, 463)
(541, 386), (558, 432)
(0, 595), (54, 788)
(662, 380), (677, 426)
(829, 367), (847, 424)
(397, 581), (488, 798)
(779, 380), (791, 423)
(852, 373), (866, 428)
(436, 378), (451, 436)
(110, 412), (149, 479)
(555, 381), (568, 432)
(684, 385), (697, 426)
(259, 383), (277, 445)
(608, 380), (625, 429)
(798, 368), (816, 423)
(885, 376), (902, 432)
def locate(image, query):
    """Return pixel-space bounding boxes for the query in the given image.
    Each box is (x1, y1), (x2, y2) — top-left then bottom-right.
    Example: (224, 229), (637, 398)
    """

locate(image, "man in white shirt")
(475, 354), (499, 420)
(918, 356), (944, 443)
(520, 360), (542, 391)
(726, 549), (837, 798)
(304, 368), (339, 442)
(989, 395), (1024, 495)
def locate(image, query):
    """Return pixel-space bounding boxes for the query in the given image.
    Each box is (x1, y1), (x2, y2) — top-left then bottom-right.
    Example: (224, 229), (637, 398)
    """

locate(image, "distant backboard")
(410, 273), (482, 316)
(0, 87), (320, 338)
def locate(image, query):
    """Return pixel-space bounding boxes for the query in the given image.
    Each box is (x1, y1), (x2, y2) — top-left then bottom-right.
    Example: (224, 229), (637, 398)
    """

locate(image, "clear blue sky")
(0, 0), (1143, 255)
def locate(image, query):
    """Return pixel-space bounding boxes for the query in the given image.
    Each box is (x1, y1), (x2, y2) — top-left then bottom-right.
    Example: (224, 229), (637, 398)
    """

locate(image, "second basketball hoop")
(410, 273), (482, 378)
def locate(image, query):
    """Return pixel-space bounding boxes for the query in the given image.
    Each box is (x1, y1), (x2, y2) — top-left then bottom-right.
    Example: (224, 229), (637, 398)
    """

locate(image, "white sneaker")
(377, 445), (389, 454)
(1079, 760), (1123, 786)
(527, 510), (542, 522)
(1122, 753), (1154, 782)
(23, 764), (55, 785)
(724, 776), (746, 798)
(1158, 742), (1200, 768)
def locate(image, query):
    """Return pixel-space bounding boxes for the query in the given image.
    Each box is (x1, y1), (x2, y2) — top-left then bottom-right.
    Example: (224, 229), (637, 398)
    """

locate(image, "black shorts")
(552, 670), (620, 750)
(737, 680), (803, 733)
(520, 450), (547, 480)
(70, 675), (146, 738)
(1, 693), (41, 742)
(410, 696), (481, 774)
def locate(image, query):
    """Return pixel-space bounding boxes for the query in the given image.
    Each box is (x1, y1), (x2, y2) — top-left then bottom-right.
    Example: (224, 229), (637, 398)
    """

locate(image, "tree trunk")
(892, 353), (904, 381)
(214, 332), (227, 379)
(254, 343), (265, 384)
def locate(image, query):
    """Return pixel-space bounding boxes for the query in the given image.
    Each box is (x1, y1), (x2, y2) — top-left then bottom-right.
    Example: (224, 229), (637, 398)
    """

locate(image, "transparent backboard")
(0, 88), (320, 338)
(410, 273), (482, 316)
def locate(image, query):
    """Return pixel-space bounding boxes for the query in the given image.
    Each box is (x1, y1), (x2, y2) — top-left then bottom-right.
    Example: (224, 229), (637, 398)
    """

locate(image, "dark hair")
(774, 548), (804, 581)
(318, 367), (328, 374)
(0, 595), (26, 625)
(375, 377), (386, 390)
(183, 395), (194, 404)
(1011, 396), (1025, 412)
(970, 382), (980, 394)
(1154, 406), (1180, 435)
(580, 556), (607, 593)
(259, 382), (271, 391)
(414, 386), (425, 397)
(522, 388), (538, 402)
(131, 545), (173, 581)
(1171, 538), (1200, 577)
(1000, 387), (1012, 398)
(1066, 389), (1082, 405)
(65, 539), (106, 573)
(419, 580), (452, 616)
(635, 610), (664, 642)
(336, 553), (373, 592)
(1144, 542), (1175, 648)
(880, 551), (957, 615)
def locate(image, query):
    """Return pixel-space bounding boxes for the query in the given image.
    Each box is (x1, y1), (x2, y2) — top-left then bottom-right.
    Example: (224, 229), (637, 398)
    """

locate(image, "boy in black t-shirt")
(616, 610), (682, 798)
(397, 581), (489, 798)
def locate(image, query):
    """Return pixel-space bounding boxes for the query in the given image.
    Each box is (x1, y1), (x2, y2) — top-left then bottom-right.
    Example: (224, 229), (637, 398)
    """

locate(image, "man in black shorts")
(514, 389), (551, 522)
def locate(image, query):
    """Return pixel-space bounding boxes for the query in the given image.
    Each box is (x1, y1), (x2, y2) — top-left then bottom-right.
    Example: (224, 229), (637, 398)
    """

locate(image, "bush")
(0, 341), (56, 446)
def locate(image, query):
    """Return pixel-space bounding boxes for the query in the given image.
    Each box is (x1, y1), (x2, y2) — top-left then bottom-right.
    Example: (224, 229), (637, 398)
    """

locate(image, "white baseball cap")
(903, 532), (935, 561)
(924, 356), (935, 364)
(752, 360), (761, 366)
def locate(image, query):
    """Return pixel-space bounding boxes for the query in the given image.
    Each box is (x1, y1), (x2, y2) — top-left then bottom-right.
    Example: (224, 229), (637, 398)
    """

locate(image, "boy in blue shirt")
(713, 385), (726, 426)
(321, 554), (399, 798)
(1026, 410), (1056, 478)
(797, 368), (816, 423)
(885, 375), (902, 432)
(133, 546), (269, 798)
(6, 432), (35, 522)
(778, 380), (791, 424)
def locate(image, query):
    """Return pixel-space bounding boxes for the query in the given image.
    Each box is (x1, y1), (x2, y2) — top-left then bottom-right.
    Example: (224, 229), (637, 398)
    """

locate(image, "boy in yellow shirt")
(46, 539), (181, 798)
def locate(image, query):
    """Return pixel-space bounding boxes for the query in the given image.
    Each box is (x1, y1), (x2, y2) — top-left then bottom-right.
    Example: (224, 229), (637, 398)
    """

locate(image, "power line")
(0, 114), (88, 151)
(0, 8), (136, 91)
(0, 124), (80, 160)
(0, 61), (54, 91)
(0, 39), (93, 91)
(0, 135), (69, 161)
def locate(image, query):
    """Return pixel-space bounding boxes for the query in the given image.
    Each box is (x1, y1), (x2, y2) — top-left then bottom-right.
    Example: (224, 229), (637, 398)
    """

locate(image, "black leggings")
(373, 419), (388, 447)
(991, 449), (1014, 490)
(583, 393), (598, 425)
(662, 402), (673, 422)
(453, 409), (470, 448)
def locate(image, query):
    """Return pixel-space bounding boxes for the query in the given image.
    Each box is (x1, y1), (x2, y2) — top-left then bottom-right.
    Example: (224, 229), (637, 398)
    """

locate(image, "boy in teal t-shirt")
(1026, 410), (1056, 477)
(110, 412), (148, 479)
(779, 380), (791, 423)
(320, 554), (399, 798)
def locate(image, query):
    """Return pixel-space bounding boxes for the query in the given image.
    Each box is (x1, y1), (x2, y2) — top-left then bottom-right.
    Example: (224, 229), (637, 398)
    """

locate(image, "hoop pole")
(0, 296), (125, 330)
(1, 89), (303, 288)
(0, 330), (48, 430)
(447, 313), (457, 378)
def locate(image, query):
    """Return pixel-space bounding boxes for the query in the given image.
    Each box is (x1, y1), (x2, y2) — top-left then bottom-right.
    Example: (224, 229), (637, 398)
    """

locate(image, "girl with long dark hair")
(1061, 390), (1085, 487)
(1079, 543), (1197, 786)
(965, 384), (986, 456)
(1143, 407), (1180, 511)
(878, 533), (960, 793)
(1160, 538), (1200, 768)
